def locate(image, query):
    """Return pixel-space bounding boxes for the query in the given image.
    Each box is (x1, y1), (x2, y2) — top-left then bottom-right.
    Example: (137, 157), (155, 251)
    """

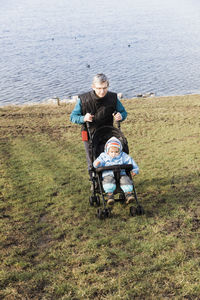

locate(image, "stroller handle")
(113, 111), (121, 129)
(94, 164), (133, 173)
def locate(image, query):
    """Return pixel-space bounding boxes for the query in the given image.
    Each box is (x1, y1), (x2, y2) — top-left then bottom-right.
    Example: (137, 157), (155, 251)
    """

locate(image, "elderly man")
(70, 73), (127, 175)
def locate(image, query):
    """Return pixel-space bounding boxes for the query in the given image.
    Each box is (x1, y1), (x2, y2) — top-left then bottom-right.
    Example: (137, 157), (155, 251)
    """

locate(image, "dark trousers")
(83, 141), (93, 178)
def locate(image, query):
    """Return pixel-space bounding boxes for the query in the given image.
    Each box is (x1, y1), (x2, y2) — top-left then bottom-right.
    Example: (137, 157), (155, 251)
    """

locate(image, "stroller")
(87, 121), (145, 219)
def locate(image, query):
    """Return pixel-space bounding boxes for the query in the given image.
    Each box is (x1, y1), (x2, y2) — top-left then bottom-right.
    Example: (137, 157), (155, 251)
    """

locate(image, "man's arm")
(116, 98), (127, 121)
(70, 99), (94, 124)
(70, 99), (85, 124)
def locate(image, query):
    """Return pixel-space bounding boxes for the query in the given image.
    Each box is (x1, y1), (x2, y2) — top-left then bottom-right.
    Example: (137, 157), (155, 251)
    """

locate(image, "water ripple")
(1, 0), (200, 106)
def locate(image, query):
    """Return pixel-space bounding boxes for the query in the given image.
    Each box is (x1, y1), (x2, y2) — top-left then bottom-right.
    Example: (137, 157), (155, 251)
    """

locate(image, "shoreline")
(0, 93), (200, 109)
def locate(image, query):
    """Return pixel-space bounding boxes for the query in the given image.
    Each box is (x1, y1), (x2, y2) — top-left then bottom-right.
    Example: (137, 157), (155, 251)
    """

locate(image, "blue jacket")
(93, 137), (139, 177)
(70, 97), (127, 124)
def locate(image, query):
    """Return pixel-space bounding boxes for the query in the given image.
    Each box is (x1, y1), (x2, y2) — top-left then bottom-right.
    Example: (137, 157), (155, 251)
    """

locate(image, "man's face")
(92, 82), (108, 98)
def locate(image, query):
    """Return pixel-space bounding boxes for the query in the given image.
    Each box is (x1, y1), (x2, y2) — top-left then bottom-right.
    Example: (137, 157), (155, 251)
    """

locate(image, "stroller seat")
(87, 125), (144, 219)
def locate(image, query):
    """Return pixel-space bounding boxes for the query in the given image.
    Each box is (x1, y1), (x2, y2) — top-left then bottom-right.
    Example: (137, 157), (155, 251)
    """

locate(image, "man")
(70, 73), (127, 175)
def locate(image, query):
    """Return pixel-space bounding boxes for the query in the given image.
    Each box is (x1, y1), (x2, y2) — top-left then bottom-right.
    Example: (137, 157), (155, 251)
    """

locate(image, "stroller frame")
(87, 122), (144, 219)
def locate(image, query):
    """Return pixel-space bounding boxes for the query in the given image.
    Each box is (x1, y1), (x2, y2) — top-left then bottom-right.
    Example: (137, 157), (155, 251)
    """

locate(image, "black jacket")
(79, 90), (117, 136)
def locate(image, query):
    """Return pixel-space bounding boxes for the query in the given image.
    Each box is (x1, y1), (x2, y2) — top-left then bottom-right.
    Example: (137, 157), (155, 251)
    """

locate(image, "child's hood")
(104, 136), (123, 154)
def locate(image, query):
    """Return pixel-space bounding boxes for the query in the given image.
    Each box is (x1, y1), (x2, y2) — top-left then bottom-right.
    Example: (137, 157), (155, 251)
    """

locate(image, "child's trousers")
(102, 175), (133, 193)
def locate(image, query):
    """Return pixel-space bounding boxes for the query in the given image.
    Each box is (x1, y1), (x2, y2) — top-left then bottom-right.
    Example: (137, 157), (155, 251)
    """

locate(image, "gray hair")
(92, 73), (109, 87)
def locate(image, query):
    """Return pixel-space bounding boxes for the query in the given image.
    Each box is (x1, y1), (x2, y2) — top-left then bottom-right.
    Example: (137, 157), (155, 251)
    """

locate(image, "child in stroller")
(93, 136), (139, 206)
(89, 124), (144, 218)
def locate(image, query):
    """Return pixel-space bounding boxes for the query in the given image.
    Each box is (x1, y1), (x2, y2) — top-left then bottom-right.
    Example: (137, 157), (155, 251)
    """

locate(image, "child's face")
(108, 146), (120, 158)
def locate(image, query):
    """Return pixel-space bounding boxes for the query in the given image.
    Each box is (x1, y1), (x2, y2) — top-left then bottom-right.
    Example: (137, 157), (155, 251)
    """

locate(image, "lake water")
(1, 0), (200, 106)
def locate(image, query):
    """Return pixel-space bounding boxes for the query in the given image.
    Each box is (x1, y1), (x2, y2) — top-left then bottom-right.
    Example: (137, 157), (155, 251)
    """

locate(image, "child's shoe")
(107, 193), (115, 205)
(125, 192), (134, 204)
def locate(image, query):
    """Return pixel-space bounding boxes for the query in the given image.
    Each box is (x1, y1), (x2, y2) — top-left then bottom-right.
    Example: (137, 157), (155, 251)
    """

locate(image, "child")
(93, 136), (139, 205)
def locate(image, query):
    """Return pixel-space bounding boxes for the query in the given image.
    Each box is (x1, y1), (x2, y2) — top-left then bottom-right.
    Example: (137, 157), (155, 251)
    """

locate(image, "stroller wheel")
(96, 195), (100, 206)
(97, 208), (104, 219)
(118, 192), (125, 202)
(89, 196), (95, 206)
(130, 206), (137, 216)
(136, 205), (145, 215)
(89, 195), (100, 207)
(97, 207), (112, 219)
(104, 207), (112, 218)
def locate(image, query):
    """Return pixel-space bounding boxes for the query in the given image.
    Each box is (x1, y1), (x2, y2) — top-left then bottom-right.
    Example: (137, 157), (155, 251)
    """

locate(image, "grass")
(0, 95), (200, 299)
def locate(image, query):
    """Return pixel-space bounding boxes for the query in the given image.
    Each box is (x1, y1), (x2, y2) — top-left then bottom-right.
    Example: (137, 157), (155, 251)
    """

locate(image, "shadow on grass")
(136, 173), (200, 217)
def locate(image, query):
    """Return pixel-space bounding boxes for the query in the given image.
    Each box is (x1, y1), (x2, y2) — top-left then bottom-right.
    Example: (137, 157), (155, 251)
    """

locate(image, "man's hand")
(113, 112), (122, 121)
(84, 113), (94, 122)
(131, 172), (136, 177)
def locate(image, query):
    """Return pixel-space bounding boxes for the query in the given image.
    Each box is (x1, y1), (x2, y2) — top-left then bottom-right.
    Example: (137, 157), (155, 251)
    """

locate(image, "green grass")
(0, 95), (200, 299)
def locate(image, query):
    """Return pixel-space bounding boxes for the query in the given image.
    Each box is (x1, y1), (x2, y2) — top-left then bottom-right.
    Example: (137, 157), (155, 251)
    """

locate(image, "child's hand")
(95, 161), (100, 167)
(131, 172), (136, 177)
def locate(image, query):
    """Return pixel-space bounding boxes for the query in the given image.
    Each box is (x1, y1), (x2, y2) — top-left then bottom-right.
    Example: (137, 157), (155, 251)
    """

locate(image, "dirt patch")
(0, 107), (76, 141)
(191, 216), (200, 231)
(163, 219), (184, 234)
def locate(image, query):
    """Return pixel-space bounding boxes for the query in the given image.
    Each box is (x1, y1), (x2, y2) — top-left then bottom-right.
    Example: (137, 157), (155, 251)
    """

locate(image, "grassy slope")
(0, 95), (200, 299)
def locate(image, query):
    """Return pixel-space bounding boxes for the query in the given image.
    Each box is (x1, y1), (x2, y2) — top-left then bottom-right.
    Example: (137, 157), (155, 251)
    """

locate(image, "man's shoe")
(125, 193), (134, 205)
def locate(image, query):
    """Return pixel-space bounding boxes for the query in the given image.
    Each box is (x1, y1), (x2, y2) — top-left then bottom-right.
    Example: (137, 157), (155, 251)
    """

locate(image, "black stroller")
(87, 122), (145, 219)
